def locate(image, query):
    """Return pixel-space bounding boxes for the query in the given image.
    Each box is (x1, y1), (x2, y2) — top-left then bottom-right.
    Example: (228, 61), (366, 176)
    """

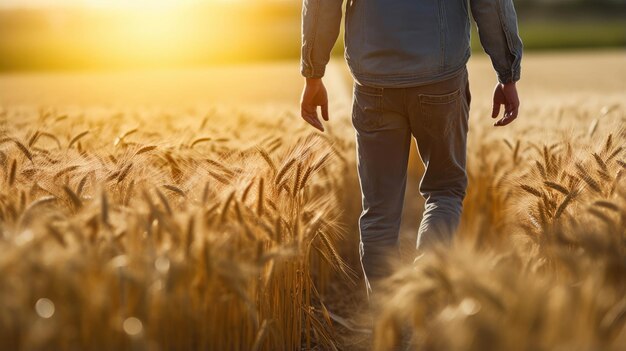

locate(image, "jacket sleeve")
(301, 0), (344, 79)
(470, 0), (523, 84)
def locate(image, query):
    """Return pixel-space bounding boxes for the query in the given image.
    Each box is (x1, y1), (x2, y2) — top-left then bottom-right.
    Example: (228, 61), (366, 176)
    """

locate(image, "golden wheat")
(374, 103), (626, 351)
(0, 101), (359, 350)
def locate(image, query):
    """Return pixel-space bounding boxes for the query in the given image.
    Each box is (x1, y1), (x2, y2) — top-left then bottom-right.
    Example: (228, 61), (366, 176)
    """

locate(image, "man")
(300, 0), (522, 297)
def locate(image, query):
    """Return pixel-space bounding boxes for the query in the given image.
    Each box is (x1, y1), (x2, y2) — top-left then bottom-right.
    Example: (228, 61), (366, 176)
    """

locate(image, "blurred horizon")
(0, 0), (286, 8)
(1, 0), (624, 9)
(0, 0), (624, 72)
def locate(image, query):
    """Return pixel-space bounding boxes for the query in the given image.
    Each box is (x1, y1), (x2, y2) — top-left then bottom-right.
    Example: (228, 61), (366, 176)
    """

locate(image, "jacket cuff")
(301, 63), (326, 79)
(497, 68), (521, 84)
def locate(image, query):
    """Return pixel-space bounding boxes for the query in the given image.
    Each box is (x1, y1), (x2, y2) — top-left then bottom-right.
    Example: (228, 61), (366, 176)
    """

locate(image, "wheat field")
(0, 103), (361, 350)
(374, 103), (626, 351)
(0, 51), (625, 350)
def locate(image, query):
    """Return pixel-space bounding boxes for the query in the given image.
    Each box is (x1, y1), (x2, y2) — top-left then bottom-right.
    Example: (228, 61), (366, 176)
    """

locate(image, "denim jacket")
(301, 0), (523, 87)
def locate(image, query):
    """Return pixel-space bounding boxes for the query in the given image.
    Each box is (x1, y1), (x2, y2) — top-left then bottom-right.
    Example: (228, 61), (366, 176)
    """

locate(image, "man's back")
(301, 0), (522, 88)
(345, 0), (471, 87)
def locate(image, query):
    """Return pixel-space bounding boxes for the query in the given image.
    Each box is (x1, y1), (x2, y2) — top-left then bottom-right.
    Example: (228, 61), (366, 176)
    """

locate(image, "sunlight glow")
(85, 0), (201, 10)
(0, 0), (249, 9)
(0, 0), (297, 70)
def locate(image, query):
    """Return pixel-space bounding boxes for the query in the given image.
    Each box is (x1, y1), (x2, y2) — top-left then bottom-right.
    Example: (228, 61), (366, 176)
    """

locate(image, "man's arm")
(470, 0), (523, 126)
(301, 0), (343, 79)
(300, 0), (344, 132)
(470, 0), (523, 84)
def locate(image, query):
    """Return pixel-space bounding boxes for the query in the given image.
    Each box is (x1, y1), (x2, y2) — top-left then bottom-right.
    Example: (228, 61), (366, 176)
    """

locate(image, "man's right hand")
(491, 82), (520, 127)
(300, 78), (329, 132)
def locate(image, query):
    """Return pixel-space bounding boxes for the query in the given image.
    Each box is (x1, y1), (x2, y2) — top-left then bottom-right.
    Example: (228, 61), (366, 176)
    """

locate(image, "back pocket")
(419, 89), (461, 137)
(352, 84), (384, 132)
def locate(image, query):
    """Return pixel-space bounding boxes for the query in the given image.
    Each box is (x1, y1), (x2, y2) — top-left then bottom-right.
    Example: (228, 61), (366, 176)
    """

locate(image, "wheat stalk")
(68, 130), (89, 149)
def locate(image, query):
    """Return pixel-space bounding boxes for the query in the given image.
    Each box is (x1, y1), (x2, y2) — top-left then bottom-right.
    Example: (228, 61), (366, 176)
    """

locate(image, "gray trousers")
(351, 67), (471, 296)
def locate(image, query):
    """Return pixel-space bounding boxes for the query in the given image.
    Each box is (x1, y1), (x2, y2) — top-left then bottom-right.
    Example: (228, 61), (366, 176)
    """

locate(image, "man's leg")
(351, 83), (410, 297)
(407, 68), (471, 251)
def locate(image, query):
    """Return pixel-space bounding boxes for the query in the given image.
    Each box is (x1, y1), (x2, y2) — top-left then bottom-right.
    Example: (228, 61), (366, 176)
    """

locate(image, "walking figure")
(299, 0), (523, 297)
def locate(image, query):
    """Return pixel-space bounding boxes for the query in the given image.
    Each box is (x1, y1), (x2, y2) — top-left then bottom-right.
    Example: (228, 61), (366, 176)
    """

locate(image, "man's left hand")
(491, 82), (520, 127)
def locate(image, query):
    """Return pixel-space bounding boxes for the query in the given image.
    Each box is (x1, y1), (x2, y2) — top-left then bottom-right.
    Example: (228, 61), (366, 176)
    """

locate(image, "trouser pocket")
(419, 88), (462, 137)
(352, 84), (384, 132)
